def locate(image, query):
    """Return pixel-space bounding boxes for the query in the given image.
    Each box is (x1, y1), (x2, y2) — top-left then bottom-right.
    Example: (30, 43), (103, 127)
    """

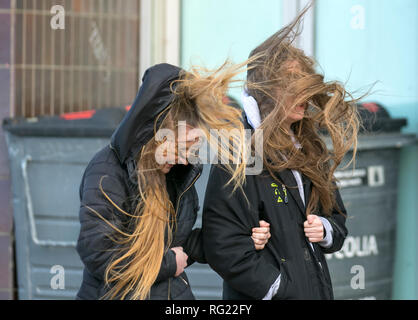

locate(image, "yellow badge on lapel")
(271, 182), (289, 204)
(271, 183), (283, 203)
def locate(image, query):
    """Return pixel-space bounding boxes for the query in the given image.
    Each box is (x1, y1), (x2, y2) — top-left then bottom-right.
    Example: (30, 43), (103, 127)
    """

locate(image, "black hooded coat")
(76, 63), (205, 300)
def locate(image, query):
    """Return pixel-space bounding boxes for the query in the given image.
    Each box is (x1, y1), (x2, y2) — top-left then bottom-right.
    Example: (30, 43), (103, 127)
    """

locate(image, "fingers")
(304, 226), (323, 234)
(253, 220), (271, 238)
(305, 233), (323, 241)
(181, 252), (188, 264)
(252, 220), (271, 250)
(304, 232), (323, 238)
(251, 231), (271, 240)
(307, 236), (323, 243)
(252, 236), (266, 250)
(303, 215), (322, 228)
(252, 230), (271, 249)
(307, 214), (316, 224)
(252, 231), (270, 250)
(252, 227), (270, 234)
(259, 220), (270, 227)
(304, 229), (324, 243)
(172, 247), (188, 276)
(304, 215), (324, 242)
(252, 236), (268, 244)
(304, 226), (323, 235)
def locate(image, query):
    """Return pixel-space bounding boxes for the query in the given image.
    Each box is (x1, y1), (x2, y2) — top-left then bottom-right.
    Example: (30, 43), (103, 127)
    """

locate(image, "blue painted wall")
(315, 0), (418, 299)
(181, 0), (283, 99)
(315, 0), (417, 134)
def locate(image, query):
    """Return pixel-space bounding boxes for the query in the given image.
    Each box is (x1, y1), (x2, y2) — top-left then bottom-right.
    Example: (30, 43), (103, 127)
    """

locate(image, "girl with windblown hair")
(202, 9), (360, 300)
(76, 63), (271, 300)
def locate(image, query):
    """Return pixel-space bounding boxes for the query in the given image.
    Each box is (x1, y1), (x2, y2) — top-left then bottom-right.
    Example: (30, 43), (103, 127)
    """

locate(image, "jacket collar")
(165, 162), (203, 194)
(302, 174), (312, 210)
(275, 169), (311, 216)
(125, 154), (202, 193)
(243, 110), (313, 215)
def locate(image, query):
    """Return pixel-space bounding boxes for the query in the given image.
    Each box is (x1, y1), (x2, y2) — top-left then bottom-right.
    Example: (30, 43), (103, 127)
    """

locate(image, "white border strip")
(139, 0), (180, 84)
(164, 0), (180, 66)
(139, 0), (152, 84)
(282, 0), (315, 58)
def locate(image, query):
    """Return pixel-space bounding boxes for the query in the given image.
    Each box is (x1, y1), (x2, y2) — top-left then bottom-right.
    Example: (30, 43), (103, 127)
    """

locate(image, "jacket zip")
(168, 278), (171, 300)
(179, 275), (189, 286)
(109, 142), (123, 164)
(327, 216), (346, 239)
(175, 172), (201, 213)
(168, 171), (201, 300)
(281, 184), (288, 203)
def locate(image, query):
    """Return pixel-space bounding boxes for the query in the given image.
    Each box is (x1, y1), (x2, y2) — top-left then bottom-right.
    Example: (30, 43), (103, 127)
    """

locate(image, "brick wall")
(0, 0), (14, 300)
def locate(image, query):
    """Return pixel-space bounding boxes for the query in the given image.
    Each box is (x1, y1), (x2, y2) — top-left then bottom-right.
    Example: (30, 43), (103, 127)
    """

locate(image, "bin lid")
(1, 102), (413, 138)
(357, 102), (407, 133)
(2, 107), (128, 137)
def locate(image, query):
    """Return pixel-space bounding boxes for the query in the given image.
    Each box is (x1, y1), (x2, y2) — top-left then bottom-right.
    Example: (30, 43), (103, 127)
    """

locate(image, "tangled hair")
(92, 60), (251, 300)
(246, 6), (361, 217)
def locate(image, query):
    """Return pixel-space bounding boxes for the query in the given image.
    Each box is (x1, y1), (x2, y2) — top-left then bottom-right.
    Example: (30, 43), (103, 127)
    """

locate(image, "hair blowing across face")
(246, 6), (361, 218)
(95, 61), (250, 300)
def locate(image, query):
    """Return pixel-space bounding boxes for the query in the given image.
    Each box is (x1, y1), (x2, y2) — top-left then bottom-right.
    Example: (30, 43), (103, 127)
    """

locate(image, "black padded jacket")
(76, 63), (205, 300)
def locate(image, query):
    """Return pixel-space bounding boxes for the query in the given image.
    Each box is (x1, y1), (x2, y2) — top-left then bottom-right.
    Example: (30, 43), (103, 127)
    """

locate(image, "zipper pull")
(168, 278), (171, 300)
(282, 184), (288, 203)
(179, 275), (189, 286)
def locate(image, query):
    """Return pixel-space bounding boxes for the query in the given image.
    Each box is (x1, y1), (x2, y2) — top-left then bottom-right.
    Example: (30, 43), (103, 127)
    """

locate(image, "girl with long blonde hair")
(76, 62), (270, 300)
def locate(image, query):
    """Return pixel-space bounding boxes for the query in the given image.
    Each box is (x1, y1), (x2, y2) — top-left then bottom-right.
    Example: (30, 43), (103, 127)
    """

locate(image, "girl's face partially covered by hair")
(283, 98), (308, 126)
(278, 60), (308, 128)
(159, 124), (200, 174)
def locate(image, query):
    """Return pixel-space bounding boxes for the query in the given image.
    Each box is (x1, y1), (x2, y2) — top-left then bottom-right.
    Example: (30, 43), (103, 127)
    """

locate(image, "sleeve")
(318, 217), (333, 248)
(76, 159), (177, 282)
(319, 188), (348, 254)
(183, 228), (207, 265)
(202, 165), (281, 300)
(155, 249), (177, 283)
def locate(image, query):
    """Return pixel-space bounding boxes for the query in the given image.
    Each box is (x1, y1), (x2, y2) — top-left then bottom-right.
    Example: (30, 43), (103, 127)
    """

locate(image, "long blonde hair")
(88, 61), (251, 300)
(246, 6), (362, 217)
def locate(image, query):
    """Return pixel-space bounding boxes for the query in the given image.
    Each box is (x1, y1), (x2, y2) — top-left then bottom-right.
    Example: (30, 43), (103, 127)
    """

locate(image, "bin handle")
(21, 155), (77, 247)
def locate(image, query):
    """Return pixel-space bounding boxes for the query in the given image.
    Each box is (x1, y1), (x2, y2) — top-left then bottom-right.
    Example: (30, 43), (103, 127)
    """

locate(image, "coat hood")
(110, 63), (183, 166)
(109, 63), (202, 188)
